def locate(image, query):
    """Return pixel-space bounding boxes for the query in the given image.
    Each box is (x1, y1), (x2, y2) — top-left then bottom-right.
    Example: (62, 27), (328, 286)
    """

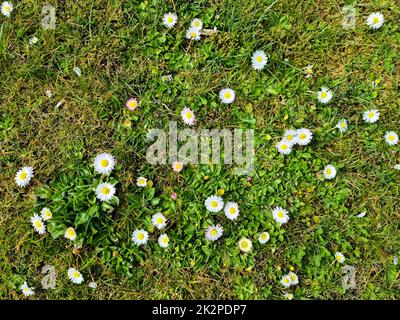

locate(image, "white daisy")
(366, 12), (384, 29)
(238, 237), (252, 253)
(93, 153), (115, 175)
(385, 131), (398, 146)
(64, 227), (77, 241)
(317, 87), (333, 104)
(304, 64), (313, 78)
(132, 229), (149, 245)
(67, 268), (84, 284)
(190, 18), (203, 30)
(158, 234), (169, 248)
(296, 128), (313, 146)
(251, 50), (268, 70)
(276, 139), (293, 155)
(162, 13), (177, 28)
(393, 256), (398, 266)
(323, 164), (337, 180)
(20, 281), (34, 297)
(219, 88), (235, 104)
(205, 224), (224, 241)
(152, 213), (167, 230)
(29, 36), (38, 45)
(15, 166), (34, 187)
(180, 107), (195, 126)
(88, 281), (97, 289)
(40, 207), (52, 221)
(224, 202), (240, 220)
(272, 207), (290, 224)
(1, 1), (13, 17)
(336, 119), (348, 133)
(335, 251), (345, 264)
(172, 161), (184, 172)
(205, 195), (224, 213)
(186, 27), (201, 41)
(136, 176), (147, 187)
(281, 274), (292, 288)
(362, 109), (380, 123)
(288, 272), (299, 286)
(95, 182), (116, 202)
(258, 231), (270, 244)
(283, 129), (297, 145)
(284, 292), (294, 300)
(30, 214), (46, 235)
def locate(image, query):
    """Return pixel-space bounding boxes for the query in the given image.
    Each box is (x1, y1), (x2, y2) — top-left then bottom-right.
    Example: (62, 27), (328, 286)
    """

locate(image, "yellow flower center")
(210, 229), (217, 236)
(326, 168), (332, 175)
(256, 56), (263, 63)
(67, 228), (75, 237)
(162, 237), (168, 243)
(241, 241), (248, 249)
(73, 271), (80, 278)
(299, 133), (306, 140)
(277, 211), (284, 218)
(373, 17), (379, 23)
(174, 163), (182, 170)
(306, 67), (312, 74)
(102, 187), (110, 195)
(261, 233), (267, 240)
(156, 217), (164, 224)
(224, 92), (231, 99)
(5, 5), (10, 12)
(368, 112), (374, 118)
(138, 233), (144, 240)
(211, 200), (218, 208)
(340, 123), (346, 128)
(284, 278), (290, 284)
(190, 32), (196, 38)
(281, 144), (288, 150)
(167, 17), (173, 23)
(389, 135), (394, 141)
(35, 220), (42, 228)
(186, 112), (192, 119)
(20, 172), (27, 180)
(229, 207), (236, 214)
(194, 21), (200, 27)
(45, 210), (51, 218)
(100, 159), (109, 167)
(128, 100), (137, 109)
(287, 134), (293, 141)
(321, 92), (327, 99)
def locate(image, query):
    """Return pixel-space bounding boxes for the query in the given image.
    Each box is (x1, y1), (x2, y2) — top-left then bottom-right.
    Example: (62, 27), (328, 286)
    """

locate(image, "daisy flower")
(162, 13), (177, 28)
(281, 274), (292, 288)
(219, 88), (235, 104)
(251, 50), (268, 71)
(180, 107), (195, 126)
(366, 12), (384, 29)
(258, 231), (270, 244)
(93, 152), (115, 175)
(385, 131), (398, 146)
(186, 27), (201, 41)
(125, 98), (138, 111)
(288, 272), (299, 286)
(20, 281), (34, 297)
(336, 119), (348, 133)
(276, 139), (293, 155)
(29, 36), (38, 45)
(158, 233), (169, 248)
(296, 128), (313, 146)
(88, 281), (97, 289)
(15, 166), (34, 187)
(205, 224), (224, 241)
(152, 213), (167, 230)
(40, 207), (52, 221)
(323, 164), (337, 180)
(190, 18), (203, 30)
(304, 64), (313, 78)
(272, 207), (290, 224)
(1, 1), (13, 17)
(335, 252), (345, 264)
(317, 87), (333, 104)
(238, 237), (252, 253)
(132, 229), (149, 245)
(30, 214), (46, 235)
(284, 292), (294, 300)
(205, 195), (224, 213)
(172, 161), (184, 172)
(136, 176), (147, 187)
(283, 129), (297, 145)
(64, 227), (77, 241)
(95, 182), (116, 202)
(67, 268), (84, 284)
(224, 202), (240, 220)
(362, 109), (379, 123)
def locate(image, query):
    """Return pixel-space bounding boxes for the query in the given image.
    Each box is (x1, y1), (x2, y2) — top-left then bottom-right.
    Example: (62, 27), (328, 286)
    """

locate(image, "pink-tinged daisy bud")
(126, 98), (138, 111)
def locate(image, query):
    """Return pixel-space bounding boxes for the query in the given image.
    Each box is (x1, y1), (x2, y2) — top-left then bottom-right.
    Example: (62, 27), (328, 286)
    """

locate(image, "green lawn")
(1, 0), (399, 299)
